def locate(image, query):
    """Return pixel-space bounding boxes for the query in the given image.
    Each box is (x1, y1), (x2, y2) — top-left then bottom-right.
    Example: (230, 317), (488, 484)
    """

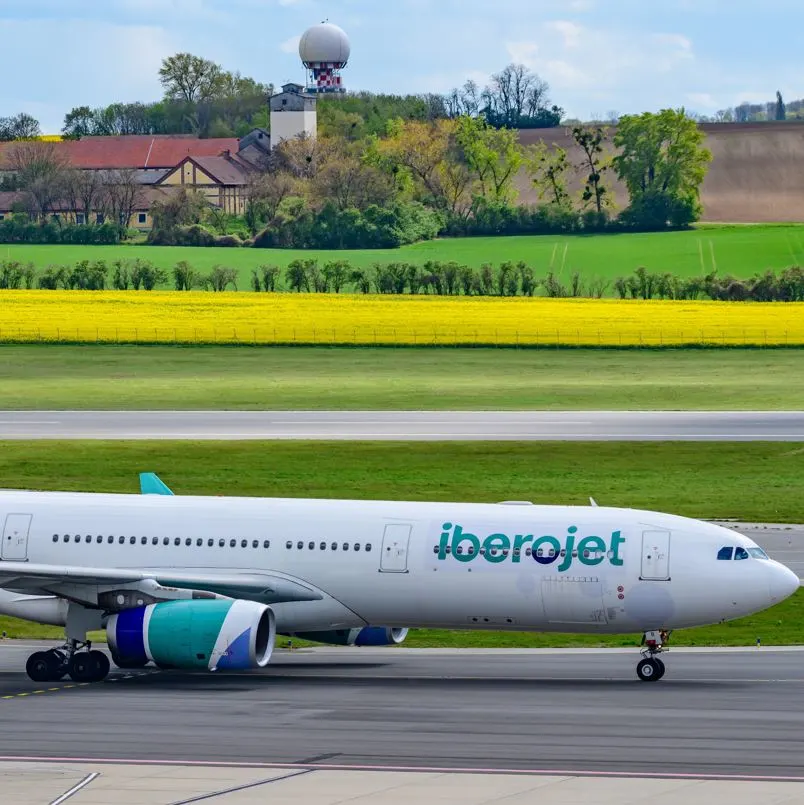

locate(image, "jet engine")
(291, 627), (409, 647)
(107, 599), (275, 671)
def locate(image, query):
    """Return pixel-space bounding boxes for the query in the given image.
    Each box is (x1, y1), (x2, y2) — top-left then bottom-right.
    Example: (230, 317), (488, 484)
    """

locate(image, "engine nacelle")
(291, 627), (409, 647)
(107, 599), (276, 671)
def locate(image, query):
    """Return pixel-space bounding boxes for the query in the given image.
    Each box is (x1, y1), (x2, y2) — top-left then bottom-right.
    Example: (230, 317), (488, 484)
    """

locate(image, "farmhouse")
(0, 131), (269, 228)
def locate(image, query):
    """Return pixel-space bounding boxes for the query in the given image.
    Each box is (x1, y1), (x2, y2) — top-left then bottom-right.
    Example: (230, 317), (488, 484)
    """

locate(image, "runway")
(0, 645), (803, 783)
(1, 410), (804, 440)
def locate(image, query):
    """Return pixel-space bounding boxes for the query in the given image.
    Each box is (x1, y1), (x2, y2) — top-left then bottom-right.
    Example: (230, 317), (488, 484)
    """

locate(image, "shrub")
(173, 260), (201, 291)
(206, 265), (238, 292)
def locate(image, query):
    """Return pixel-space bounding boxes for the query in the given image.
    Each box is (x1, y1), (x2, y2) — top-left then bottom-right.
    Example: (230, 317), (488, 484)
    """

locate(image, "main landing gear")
(26, 640), (110, 684)
(636, 630), (669, 682)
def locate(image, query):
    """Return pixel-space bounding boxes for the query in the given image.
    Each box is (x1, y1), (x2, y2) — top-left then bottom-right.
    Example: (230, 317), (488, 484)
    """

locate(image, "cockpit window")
(734, 547), (749, 560)
(717, 547), (734, 561)
(748, 547), (769, 560)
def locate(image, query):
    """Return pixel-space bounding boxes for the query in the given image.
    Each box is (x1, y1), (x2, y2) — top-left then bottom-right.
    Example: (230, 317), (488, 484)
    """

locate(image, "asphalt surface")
(1, 410), (804, 441)
(1, 645), (804, 779)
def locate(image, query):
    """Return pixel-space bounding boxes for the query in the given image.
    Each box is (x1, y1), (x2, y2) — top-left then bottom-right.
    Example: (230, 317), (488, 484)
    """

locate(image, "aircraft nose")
(769, 562), (800, 605)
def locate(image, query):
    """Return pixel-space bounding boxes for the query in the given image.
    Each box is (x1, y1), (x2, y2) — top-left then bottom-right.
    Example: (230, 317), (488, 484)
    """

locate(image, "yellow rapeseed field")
(0, 291), (802, 346)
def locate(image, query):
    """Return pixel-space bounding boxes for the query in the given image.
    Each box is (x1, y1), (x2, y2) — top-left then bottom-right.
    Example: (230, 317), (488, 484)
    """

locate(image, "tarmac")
(2, 410), (804, 440)
(1, 647), (804, 802)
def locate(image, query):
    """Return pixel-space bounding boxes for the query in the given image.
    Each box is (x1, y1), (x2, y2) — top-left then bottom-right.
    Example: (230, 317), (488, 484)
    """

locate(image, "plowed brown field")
(517, 121), (804, 223)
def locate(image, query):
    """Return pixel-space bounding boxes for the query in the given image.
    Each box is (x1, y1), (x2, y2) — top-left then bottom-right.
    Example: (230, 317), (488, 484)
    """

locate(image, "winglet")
(139, 473), (174, 496)
(589, 497), (599, 507)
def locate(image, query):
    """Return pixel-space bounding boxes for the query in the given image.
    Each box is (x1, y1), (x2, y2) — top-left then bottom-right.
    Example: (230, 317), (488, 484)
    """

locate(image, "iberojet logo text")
(437, 523), (625, 572)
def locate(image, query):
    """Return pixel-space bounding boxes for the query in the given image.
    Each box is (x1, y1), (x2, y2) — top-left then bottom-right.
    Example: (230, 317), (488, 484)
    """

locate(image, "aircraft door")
(380, 523), (412, 573)
(2, 514), (32, 561)
(641, 530), (671, 580)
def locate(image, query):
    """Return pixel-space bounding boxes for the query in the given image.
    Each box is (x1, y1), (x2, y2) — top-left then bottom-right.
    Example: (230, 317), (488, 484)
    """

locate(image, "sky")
(1, 0), (802, 133)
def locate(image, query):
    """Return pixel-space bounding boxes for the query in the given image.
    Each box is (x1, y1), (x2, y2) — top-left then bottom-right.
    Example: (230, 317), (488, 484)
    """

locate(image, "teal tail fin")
(139, 472), (174, 496)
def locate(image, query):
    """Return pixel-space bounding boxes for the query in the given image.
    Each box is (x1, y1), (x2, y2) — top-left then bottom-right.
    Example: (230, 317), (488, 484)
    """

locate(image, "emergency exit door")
(380, 524), (412, 573)
(641, 530), (671, 580)
(2, 514), (32, 561)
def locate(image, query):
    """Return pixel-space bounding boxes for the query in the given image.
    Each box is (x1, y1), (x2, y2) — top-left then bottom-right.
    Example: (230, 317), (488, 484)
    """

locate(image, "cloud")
(280, 35), (302, 54)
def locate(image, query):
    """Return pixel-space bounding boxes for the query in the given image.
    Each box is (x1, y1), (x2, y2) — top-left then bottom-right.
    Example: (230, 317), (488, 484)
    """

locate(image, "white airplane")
(0, 475), (797, 684)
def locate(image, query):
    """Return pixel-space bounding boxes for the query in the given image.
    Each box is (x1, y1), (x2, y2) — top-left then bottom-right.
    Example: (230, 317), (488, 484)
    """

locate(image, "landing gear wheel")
(26, 651), (57, 683)
(636, 657), (662, 682)
(69, 651), (109, 683)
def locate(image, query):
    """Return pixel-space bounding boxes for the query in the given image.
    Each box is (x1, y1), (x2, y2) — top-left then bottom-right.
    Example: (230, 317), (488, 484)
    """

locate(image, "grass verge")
(0, 439), (802, 645)
(1, 345), (803, 410)
(3, 224), (804, 287)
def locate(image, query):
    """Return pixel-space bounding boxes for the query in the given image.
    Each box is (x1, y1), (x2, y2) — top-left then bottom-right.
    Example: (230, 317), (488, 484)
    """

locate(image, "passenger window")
(297, 541), (304, 550)
(308, 541), (315, 550)
(343, 543), (349, 551)
(252, 540), (259, 549)
(75, 535), (82, 543)
(108, 536), (114, 544)
(197, 539), (203, 547)
(229, 539), (236, 548)
(141, 537), (148, 545)
(163, 537), (170, 546)
(129, 537), (136, 545)
(241, 540), (248, 548)
(84, 535), (91, 544)
(63, 535), (70, 543)
(174, 538), (181, 546)
(332, 542), (338, 551)
(152, 537), (158, 546)
(208, 539), (214, 547)
(717, 547), (734, 561)
(263, 540), (270, 549)
(218, 539), (225, 547)
(118, 536), (125, 545)
(354, 544), (360, 552)
(52, 534), (58, 542)
(366, 544), (372, 552)
(735, 547), (749, 560)
(286, 541), (292, 549)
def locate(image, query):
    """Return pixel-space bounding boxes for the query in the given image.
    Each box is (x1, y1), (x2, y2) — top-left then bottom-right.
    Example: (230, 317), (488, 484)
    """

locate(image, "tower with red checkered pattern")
(299, 21), (351, 94)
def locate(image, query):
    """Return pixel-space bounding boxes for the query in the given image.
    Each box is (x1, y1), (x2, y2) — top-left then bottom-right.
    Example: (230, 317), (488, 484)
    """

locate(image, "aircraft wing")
(0, 562), (322, 604)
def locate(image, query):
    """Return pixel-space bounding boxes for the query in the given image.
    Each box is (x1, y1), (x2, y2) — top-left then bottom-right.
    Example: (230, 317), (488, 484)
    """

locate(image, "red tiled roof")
(0, 135), (240, 170)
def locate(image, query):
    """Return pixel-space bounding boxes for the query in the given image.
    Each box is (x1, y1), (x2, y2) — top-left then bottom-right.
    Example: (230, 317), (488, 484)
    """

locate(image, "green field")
(1, 439), (802, 644)
(3, 223), (804, 288)
(1, 345), (803, 410)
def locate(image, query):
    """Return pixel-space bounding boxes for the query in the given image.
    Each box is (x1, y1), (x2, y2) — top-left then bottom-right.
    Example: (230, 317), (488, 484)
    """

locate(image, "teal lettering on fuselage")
(438, 523), (624, 571)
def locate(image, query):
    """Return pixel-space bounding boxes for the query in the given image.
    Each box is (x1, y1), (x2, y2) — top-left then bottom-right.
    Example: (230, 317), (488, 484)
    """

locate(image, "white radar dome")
(299, 22), (351, 66)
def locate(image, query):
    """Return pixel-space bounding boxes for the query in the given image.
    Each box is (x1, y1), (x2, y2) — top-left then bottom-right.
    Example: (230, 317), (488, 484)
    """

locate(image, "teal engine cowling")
(291, 627), (409, 647)
(107, 599), (276, 671)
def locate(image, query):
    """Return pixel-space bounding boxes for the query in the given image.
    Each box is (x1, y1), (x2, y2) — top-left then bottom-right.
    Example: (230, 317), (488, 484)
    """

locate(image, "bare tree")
(7, 141), (69, 220)
(64, 169), (104, 224)
(101, 169), (143, 232)
(483, 64), (552, 126)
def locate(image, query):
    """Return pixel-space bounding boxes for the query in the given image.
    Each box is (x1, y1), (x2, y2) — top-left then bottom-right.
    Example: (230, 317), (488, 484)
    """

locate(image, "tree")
(7, 141), (69, 220)
(63, 169), (104, 224)
(101, 170), (143, 233)
(455, 117), (522, 203)
(0, 113), (42, 141)
(776, 91), (787, 121)
(571, 125), (611, 214)
(244, 171), (297, 234)
(613, 109), (712, 228)
(62, 106), (95, 139)
(310, 141), (395, 211)
(481, 64), (563, 129)
(526, 143), (572, 208)
(159, 53), (223, 103)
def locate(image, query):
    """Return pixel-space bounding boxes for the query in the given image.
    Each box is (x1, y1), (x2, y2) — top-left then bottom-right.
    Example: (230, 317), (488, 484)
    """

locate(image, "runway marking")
(3, 755), (804, 784)
(50, 771), (100, 805)
(0, 671), (151, 701)
(168, 769), (315, 804)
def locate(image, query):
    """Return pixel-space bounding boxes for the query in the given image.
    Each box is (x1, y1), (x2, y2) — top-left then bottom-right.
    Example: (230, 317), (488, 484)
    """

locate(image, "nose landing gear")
(637, 630), (669, 682)
(25, 640), (110, 683)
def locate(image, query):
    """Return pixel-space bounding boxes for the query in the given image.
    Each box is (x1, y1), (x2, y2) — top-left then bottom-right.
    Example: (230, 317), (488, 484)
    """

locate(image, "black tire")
(44, 650), (68, 681)
(88, 650), (110, 681)
(653, 658), (666, 680)
(636, 657), (662, 682)
(69, 652), (100, 683)
(26, 651), (55, 683)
